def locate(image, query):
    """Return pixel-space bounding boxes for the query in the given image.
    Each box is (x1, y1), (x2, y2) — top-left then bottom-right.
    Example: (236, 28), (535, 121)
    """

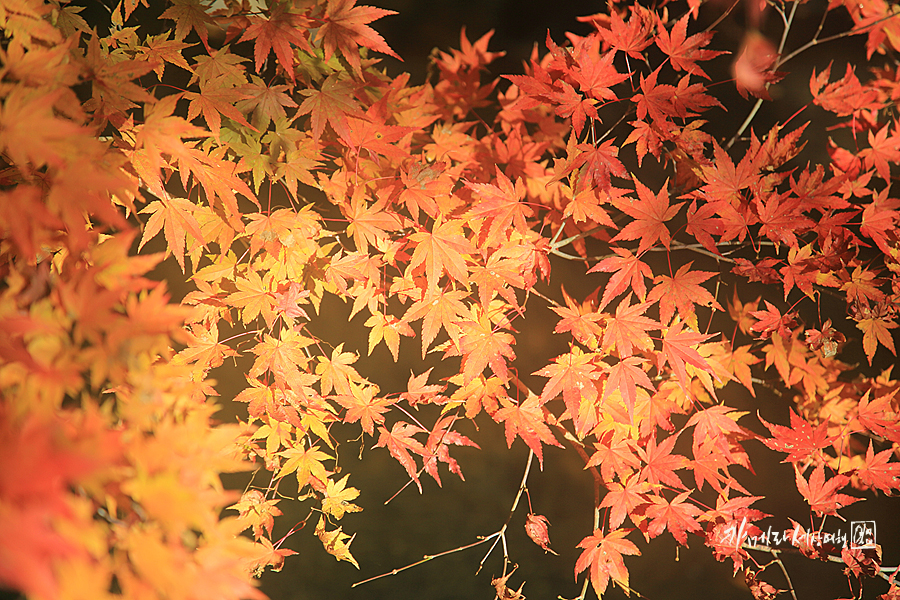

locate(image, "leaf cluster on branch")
(2, 0), (900, 599)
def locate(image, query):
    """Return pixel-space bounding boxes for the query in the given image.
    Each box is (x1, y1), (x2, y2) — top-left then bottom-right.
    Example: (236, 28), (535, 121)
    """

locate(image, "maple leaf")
(535, 347), (602, 417)
(637, 433), (688, 489)
(239, 4), (312, 81)
(333, 380), (393, 436)
(855, 308), (898, 366)
(857, 440), (900, 494)
(321, 474), (362, 520)
(398, 369), (444, 407)
(315, 517), (359, 568)
(183, 83), (254, 139)
(644, 490), (703, 545)
(402, 288), (468, 357)
(686, 405), (750, 459)
(611, 178), (684, 254)
(794, 464), (861, 517)
(278, 444), (333, 492)
(525, 513), (558, 554)
(138, 196), (206, 272)
(422, 415), (479, 486)
(139, 32), (193, 79)
(550, 80), (599, 138)
(251, 536), (299, 573)
(732, 31), (784, 99)
(174, 321), (239, 370)
(601, 294), (658, 358)
(273, 281), (311, 323)
(562, 183), (617, 227)
(587, 432), (641, 483)
(646, 262), (722, 326)
(316, 344), (361, 396)
(658, 319), (714, 391)
(551, 301), (604, 348)
(364, 310), (414, 361)
(749, 301), (797, 340)
(493, 395), (563, 469)
(317, 0), (400, 76)
(465, 167), (534, 247)
(758, 409), (836, 464)
(810, 63), (881, 117)
(561, 140), (628, 193)
(856, 391), (900, 443)
(600, 475), (651, 529)
(296, 74), (363, 144)
(374, 421), (427, 491)
(655, 15), (725, 79)
(570, 35), (628, 101)
(860, 124), (900, 180)
(575, 528), (641, 598)
(237, 76), (298, 130)
(229, 490), (283, 539)
(599, 6), (654, 61)
(588, 247), (653, 309)
(602, 356), (655, 421)
(685, 199), (725, 255)
(457, 310), (516, 384)
(160, 0), (214, 51)
(407, 218), (474, 293)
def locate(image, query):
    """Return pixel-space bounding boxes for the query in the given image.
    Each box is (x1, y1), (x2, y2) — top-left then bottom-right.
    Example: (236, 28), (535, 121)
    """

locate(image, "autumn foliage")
(3, 0), (900, 599)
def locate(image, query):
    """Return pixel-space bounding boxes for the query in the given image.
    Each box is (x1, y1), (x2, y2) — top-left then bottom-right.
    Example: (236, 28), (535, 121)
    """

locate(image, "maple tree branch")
(351, 534), (499, 587)
(352, 449), (536, 588)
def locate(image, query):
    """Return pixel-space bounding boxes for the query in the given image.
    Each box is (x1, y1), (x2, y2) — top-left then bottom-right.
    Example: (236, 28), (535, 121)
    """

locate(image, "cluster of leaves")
(3, 0), (900, 599)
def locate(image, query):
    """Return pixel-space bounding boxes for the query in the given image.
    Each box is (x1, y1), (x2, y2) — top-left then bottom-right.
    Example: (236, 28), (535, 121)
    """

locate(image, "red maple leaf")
(857, 440), (900, 494)
(637, 433), (688, 489)
(644, 490), (703, 545)
(602, 356), (655, 422)
(601, 294), (658, 358)
(570, 34), (629, 101)
(598, 7), (654, 61)
(465, 167), (535, 247)
(575, 528), (641, 598)
(646, 262), (722, 326)
(296, 73), (364, 144)
(611, 178), (684, 254)
(317, 0), (400, 76)
(588, 247), (653, 309)
(732, 31), (785, 99)
(408, 218), (474, 293)
(562, 139), (628, 192)
(794, 463), (861, 517)
(535, 348), (602, 416)
(374, 421), (427, 491)
(587, 431), (640, 484)
(549, 80), (599, 137)
(600, 475), (651, 529)
(810, 63), (881, 117)
(493, 396), (563, 468)
(655, 14), (725, 79)
(658, 320), (714, 391)
(422, 416), (479, 486)
(759, 409), (836, 464)
(239, 4), (312, 81)
(749, 301), (797, 339)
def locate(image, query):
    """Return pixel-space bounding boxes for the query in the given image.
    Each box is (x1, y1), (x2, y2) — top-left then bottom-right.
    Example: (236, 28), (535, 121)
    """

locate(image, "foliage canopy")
(2, 0), (900, 599)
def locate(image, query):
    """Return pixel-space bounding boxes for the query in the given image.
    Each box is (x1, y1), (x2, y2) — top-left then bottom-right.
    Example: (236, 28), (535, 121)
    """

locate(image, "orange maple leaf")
(575, 528), (641, 598)
(317, 0), (400, 76)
